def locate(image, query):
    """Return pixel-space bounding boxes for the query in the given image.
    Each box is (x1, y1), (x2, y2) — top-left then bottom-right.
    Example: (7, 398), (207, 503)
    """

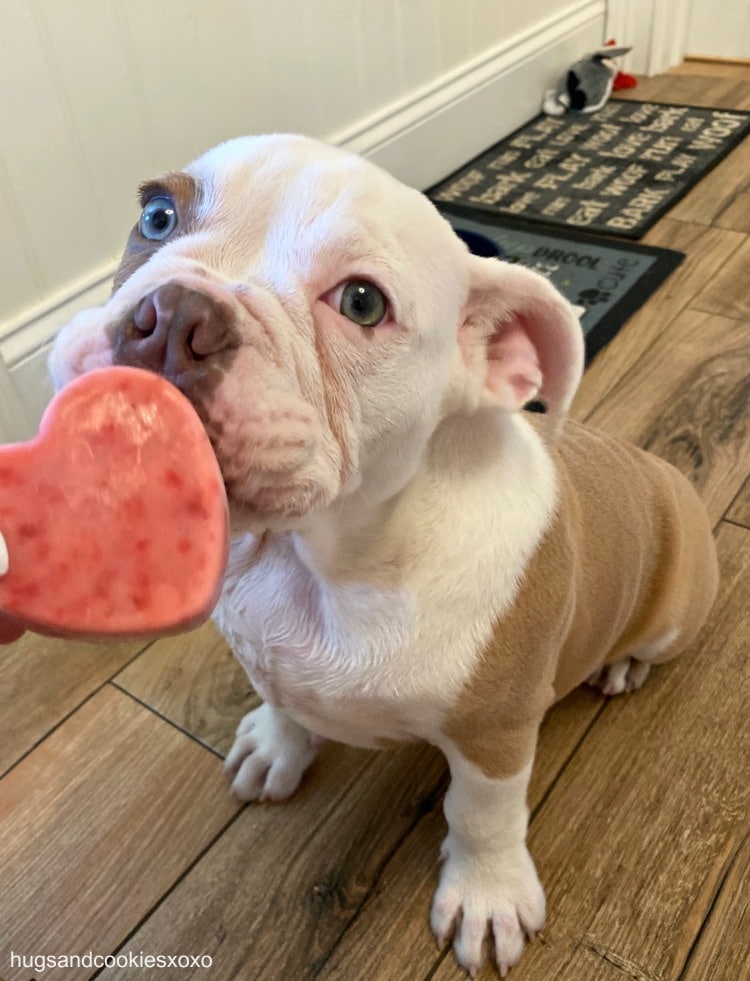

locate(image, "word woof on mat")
(430, 101), (750, 239)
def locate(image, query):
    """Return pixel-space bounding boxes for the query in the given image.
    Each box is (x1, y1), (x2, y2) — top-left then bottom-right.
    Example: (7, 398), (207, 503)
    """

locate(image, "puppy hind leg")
(587, 657), (650, 696)
(587, 627), (681, 696)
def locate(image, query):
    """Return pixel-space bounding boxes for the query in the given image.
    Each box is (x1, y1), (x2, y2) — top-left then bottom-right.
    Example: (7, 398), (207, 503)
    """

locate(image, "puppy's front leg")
(224, 703), (321, 802)
(431, 742), (545, 977)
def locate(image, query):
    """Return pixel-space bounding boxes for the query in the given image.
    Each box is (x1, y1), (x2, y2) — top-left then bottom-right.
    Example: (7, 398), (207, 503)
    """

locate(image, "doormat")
(429, 100), (750, 239)
(438, 203), (684, 364)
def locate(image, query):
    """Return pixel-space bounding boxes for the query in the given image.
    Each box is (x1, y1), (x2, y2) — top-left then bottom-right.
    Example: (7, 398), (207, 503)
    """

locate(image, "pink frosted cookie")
(0, 367), (228, 643)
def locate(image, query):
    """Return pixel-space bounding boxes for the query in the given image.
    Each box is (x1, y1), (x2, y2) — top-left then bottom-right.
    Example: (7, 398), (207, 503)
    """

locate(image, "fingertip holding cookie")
(0, 531), (25, 644)
(0, 529), (8, 576)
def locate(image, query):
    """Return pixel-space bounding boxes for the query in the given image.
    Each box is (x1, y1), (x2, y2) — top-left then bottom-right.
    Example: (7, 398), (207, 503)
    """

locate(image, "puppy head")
(49, 135), (583, 532)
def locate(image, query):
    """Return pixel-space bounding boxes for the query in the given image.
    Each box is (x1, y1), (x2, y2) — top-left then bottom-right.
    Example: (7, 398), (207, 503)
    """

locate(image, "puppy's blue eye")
(139, 196), (178, 241)
(339, 280), (387, 327)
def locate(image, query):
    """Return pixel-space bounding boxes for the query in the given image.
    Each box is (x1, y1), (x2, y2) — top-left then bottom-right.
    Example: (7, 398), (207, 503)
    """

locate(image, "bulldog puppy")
(49, 135), (719, 977)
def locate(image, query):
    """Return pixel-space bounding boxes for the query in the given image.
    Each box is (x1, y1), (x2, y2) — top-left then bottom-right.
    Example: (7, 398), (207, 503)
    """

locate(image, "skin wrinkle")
(312, 312), (356, 487)
(232, 286), (288, 370)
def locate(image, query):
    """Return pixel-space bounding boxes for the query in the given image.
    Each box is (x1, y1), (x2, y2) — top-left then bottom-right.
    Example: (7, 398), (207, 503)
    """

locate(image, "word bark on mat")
(429, 101), (750, 239)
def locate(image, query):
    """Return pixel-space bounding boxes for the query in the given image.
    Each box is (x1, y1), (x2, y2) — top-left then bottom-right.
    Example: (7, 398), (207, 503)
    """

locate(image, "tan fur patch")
(443, 419), (719, 780)
(112, 172), (201, 292)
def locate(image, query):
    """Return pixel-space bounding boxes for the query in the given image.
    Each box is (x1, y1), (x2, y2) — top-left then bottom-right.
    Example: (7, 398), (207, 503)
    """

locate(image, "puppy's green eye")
(339, 280), (388, 327)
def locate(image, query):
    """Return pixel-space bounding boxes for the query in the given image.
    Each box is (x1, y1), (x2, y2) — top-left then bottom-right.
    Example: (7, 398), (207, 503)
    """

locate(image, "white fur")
(213, 411), (557, 749)
(49, 134), (584, 977)
(431, 750), (545, 978)
(224, 702), (321, 802)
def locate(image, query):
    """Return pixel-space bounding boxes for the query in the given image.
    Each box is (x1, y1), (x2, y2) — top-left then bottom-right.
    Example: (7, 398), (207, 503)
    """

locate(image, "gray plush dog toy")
(543, 45), (632, 116)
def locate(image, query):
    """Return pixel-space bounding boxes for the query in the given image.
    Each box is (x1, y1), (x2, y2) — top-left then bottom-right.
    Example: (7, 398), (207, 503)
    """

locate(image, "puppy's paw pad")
(430, 841), (545, 976)
(223, 704), (319, 802)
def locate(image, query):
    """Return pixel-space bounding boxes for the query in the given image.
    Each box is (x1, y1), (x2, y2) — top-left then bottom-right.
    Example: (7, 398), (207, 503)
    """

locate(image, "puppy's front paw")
(430, 838), (545, 978)
(224, 703), (320, 802)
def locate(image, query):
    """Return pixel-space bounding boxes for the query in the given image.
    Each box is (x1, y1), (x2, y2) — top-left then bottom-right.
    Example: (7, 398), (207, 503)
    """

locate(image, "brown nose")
(113, 283), (235, 382)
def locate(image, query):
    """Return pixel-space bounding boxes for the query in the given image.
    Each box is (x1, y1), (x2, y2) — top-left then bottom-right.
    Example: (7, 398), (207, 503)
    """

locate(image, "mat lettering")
(532, 248), (600, 269)
(601, 164), (648, 198)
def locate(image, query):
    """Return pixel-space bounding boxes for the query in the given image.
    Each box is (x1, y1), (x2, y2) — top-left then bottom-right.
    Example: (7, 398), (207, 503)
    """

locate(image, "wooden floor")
(2, 67), (749, 981)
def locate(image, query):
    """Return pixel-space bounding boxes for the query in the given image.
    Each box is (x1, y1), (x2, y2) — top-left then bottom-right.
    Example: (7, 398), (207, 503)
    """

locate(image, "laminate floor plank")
(690, 234), (750, 320)
(115, 620), (258, 756)
(584, 308), (750, 525)
(95, 685), (601, 981)
(0, 686), (240, 981)
(614, 74), (750, 109)
(680, 831), (750, 981)
(714, 187), (750, 232)
(0, 632), (147, 775)
(99, 743), (447, 981)
(669, 61), (750, 81)
(726, 475), (750, 527)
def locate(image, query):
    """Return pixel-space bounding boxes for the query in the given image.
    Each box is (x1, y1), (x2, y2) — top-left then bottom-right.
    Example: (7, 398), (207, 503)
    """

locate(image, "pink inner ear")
(486, 321), (543, 410)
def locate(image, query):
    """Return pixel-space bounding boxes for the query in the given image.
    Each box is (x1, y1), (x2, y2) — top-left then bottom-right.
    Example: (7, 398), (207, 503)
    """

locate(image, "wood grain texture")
(98, 690), (603, 981)
(690, 234), (750, 320)
(433, 521), (750, 980)
(0, 632), (146, 775)
(317, 806), (448, 981)
(571, 220), (744, 421)
(307, 690), (604, 981)
(714, 187), (750, 232)
(726, 476), (750, 527)
(584, 308), (750, 525)
(431, 939), (633, 981)
(100, 743), (446, 981)
(115, 620), (258, 756)
(614, 74), (750, 109)
(0, 685), (240, 980)
(670, 132), (750, 227)
(681, 832), (750, 981)
(669, 61), (750, 80)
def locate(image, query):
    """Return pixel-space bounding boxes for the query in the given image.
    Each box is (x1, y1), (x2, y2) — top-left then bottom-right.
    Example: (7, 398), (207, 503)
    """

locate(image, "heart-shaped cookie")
(0, 366), (228, 642)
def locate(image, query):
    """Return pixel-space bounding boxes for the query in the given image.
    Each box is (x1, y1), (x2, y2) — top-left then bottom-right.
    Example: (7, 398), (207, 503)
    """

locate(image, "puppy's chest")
(212, 541), (472, 746)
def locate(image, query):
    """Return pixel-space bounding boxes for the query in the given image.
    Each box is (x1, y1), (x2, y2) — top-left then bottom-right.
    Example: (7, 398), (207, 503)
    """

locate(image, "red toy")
(606, 38), (638, 91)
(0, 367), (228, 644)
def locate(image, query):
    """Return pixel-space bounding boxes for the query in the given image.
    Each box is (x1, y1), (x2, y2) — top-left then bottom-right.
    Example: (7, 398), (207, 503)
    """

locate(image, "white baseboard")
(335, 0), (606, 189)
(5, 0), (604, 427)
(606, 0), (689, 76)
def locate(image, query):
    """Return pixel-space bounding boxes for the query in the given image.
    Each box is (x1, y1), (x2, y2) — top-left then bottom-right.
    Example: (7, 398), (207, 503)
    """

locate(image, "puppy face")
(50, 136), (475, 529)
(49, 135), (583, 532)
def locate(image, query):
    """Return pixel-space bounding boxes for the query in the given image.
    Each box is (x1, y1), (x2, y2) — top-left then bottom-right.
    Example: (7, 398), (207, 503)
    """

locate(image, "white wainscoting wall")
(0, 0), (605, 436)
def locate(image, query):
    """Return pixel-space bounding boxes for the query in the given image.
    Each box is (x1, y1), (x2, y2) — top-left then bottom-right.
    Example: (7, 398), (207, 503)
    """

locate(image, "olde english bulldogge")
(49, 135), (719, 976)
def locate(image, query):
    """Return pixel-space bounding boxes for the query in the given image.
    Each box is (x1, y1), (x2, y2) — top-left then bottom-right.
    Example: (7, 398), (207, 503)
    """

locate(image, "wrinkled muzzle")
(55, 274), (349, 527)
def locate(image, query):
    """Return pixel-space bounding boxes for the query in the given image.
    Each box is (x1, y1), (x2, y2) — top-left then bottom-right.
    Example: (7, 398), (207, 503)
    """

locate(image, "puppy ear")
(459, 255), (585, 419)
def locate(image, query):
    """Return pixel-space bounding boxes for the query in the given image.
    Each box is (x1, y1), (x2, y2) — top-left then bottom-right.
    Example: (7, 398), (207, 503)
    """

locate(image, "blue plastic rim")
(454, 228), (505, 259)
